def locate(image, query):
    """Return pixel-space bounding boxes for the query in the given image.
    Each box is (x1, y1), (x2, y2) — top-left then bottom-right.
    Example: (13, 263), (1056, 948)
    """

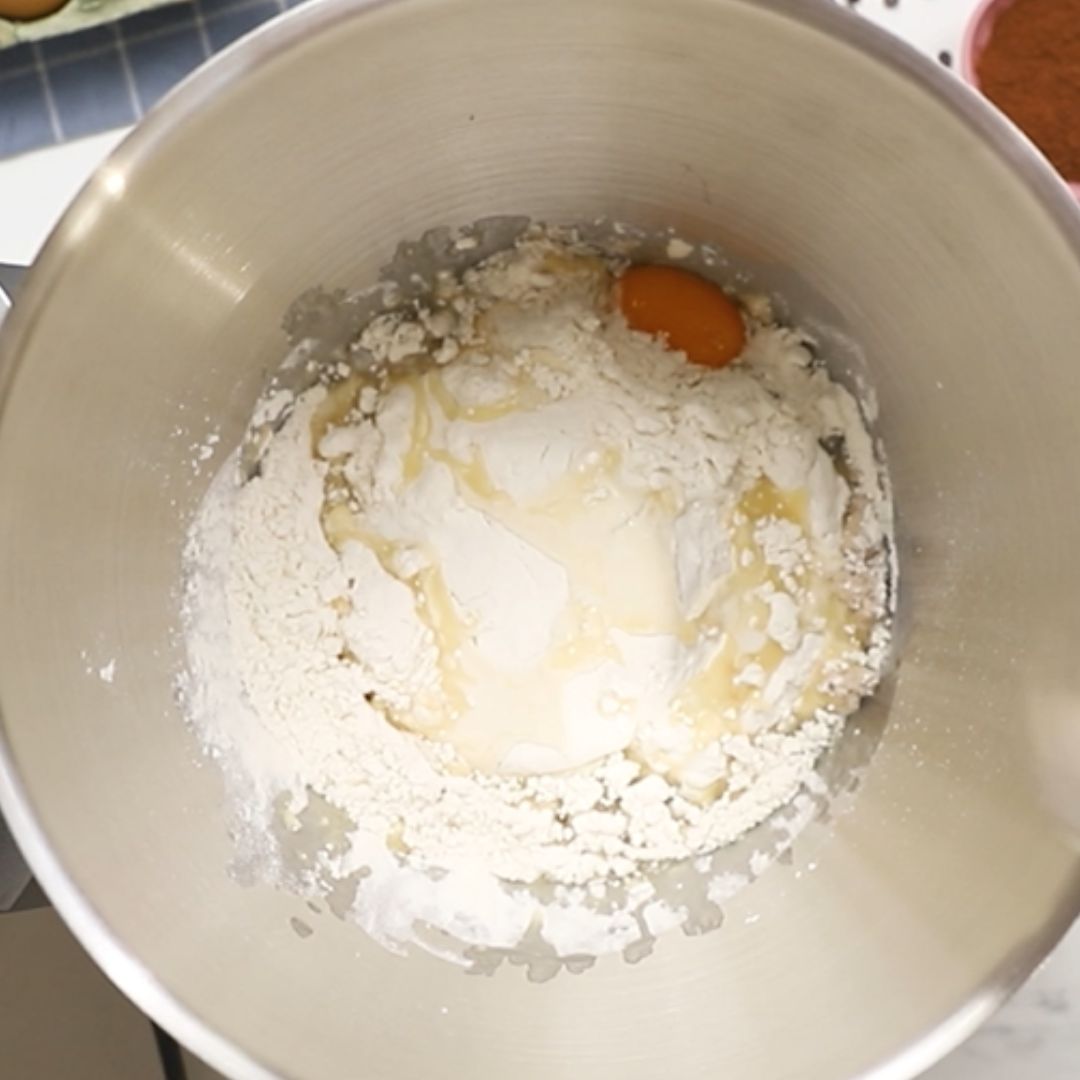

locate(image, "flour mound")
(183, 228), (893, 965)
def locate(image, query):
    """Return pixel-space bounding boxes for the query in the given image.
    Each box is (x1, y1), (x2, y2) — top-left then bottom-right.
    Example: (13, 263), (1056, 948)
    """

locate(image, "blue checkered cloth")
(0, 0), (309, 158)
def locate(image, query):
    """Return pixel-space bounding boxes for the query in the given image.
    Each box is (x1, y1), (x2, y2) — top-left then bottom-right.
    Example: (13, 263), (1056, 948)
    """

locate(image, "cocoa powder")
(977, 0), (1080, 181)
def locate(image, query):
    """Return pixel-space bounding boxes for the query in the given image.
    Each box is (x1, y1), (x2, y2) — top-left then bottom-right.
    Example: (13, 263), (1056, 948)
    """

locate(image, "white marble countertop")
(0, 3), (1078, 1077)
(924, 921), (1080, 1078)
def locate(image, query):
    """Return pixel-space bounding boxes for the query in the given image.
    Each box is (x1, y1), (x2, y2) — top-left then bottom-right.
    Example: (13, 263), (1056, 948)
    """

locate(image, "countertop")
(1, 4), (1080, 1076)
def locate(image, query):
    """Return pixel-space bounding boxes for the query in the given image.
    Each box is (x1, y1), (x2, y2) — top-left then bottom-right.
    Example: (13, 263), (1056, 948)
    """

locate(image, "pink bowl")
(960, 0), (1080, 197)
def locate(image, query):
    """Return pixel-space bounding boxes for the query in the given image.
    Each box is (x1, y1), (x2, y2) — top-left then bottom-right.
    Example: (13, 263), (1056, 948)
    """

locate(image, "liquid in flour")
(181, 224), (894, 968)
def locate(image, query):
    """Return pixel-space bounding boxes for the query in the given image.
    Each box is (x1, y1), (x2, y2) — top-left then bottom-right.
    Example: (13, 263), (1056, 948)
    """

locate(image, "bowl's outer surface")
(2, 0), (1080, 1077)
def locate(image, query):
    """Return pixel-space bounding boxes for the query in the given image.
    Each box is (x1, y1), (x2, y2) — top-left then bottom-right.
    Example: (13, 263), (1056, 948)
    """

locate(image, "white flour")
(183, 229), (893, 965)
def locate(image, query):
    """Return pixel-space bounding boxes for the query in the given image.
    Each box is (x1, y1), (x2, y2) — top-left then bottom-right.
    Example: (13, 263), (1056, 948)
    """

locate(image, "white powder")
(183, 229), (893, 965)
(665, 237), (695, 260)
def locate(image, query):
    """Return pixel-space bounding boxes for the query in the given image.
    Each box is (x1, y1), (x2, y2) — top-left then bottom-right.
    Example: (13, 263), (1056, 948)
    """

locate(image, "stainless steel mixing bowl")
(3, 0), (1080, 1076)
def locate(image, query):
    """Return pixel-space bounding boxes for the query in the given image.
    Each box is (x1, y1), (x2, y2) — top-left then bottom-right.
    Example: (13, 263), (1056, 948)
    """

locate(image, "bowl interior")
(2, 1), (1080, 1078)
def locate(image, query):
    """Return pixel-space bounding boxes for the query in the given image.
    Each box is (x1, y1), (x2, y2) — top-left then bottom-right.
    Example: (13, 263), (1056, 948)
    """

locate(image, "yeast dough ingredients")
(184, 230), (892, 960)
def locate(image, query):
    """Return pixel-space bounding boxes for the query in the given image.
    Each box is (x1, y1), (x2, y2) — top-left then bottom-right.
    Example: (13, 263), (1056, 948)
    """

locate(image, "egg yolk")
(615, 264), (746, 368)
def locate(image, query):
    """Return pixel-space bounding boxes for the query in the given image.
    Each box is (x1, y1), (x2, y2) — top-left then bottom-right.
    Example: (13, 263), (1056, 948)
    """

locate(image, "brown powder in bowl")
(976, 0), (1080, 182)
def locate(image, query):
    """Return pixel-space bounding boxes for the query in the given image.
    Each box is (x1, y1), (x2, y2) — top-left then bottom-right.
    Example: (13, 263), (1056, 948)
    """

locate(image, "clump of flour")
(182, 226), (893, 967)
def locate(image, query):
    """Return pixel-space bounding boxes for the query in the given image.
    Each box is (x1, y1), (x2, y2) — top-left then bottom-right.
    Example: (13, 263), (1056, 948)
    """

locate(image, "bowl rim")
(2, 1), (1080, 1079)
